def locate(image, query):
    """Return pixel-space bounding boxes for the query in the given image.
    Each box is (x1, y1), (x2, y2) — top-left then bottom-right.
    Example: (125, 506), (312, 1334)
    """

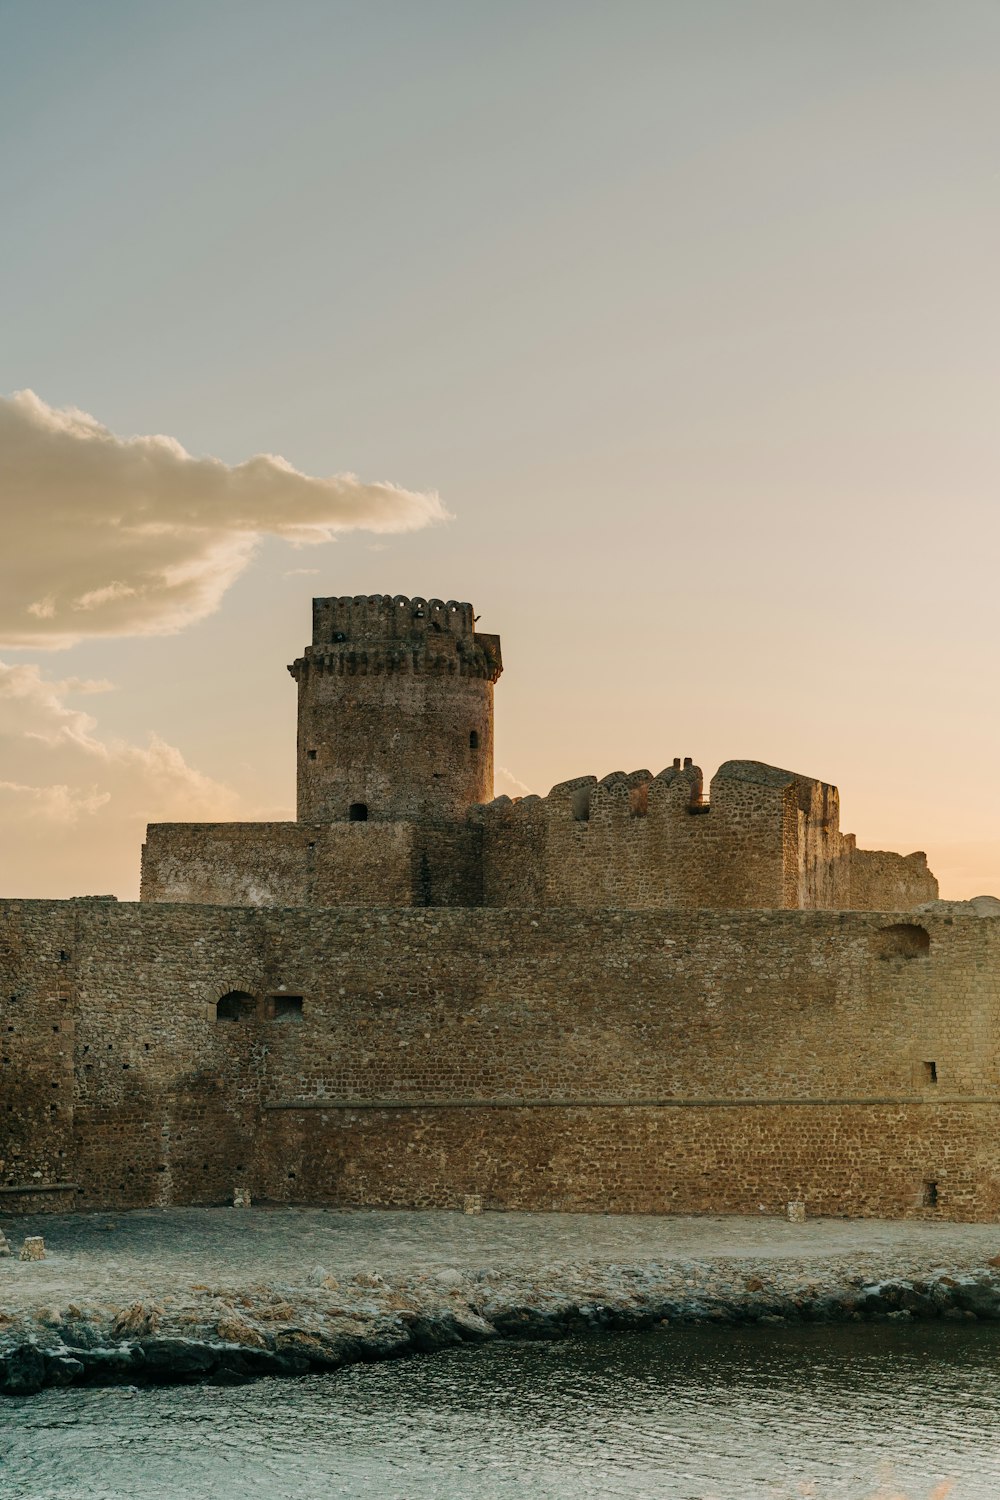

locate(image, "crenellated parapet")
(289, 595), (502, 685)
(472, 758), (937, 913)
(314, 593), (479, 642)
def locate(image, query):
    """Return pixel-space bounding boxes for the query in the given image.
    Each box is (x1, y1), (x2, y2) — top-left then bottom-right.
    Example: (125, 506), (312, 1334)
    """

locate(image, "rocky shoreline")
(6, 1238), (1000, 1396)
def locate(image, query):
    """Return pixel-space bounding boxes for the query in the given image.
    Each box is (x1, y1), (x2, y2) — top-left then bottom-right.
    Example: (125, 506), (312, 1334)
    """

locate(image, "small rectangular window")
(922, 1060), (937, 1084)
(272, 995), (304, 1022)
(922, 1179), (938, 1208)
(307, 749), (317, 761)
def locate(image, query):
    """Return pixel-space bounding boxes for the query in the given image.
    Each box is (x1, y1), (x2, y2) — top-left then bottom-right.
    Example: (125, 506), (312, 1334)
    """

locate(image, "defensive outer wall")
(6, 591), (996, 1223)
(4, 900), (1000, 1221)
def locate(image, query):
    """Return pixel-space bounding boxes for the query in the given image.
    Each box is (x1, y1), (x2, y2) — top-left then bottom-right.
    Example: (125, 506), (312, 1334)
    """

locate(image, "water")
(2, 1322), (998, 1500)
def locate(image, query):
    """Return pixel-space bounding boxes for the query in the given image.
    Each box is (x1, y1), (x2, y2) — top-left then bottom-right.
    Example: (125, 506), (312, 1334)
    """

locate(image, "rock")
(112, 1301), (160, 1337)
(1, 1343), (46, 1395)
(308, 1265), (339, 1288)
(451, 1309), (497, 1343)
(0, 1230), (11, 1257)
(488, 1305), (563, 1340)
(352, 1272), (385, 1288)
(44, 1352), (85, 1386)
(215, 1311), (268, 1348)
(400, 1313), (465, 1352)
(233, 1190), (251, 1209)
(19, 1236), (45, 1262)
(76, 1345), (147, 1381)
(138, 1337), (218, 1379)
(433, 1267), (464, 1287)
(59, 1319), (104, 1350)
(952, 1280), (1000, 1320)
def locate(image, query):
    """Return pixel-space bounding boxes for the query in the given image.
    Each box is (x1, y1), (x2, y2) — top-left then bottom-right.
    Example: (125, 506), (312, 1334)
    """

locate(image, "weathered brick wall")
(2, 901), (997, 1219)
(475, 760), (930, 912)
(258, 1103), (1000, 1220)
(849, 847), (937, 911)
(141, 821), (481, 908)
(140, 756), (937, 915)
(0, 901), (78, 1213)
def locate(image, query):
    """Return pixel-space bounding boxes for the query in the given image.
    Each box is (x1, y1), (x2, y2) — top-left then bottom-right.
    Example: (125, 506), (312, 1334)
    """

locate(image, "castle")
(4, 593), (1000, 1223)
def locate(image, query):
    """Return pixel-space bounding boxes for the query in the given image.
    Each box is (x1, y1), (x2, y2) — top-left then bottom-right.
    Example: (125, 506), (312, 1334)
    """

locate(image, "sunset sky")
(2, 1), (1000, 900)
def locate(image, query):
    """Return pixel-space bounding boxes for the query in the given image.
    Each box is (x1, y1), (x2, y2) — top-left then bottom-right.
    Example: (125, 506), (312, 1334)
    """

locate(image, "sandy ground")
(3, 1207), (1000, 1315)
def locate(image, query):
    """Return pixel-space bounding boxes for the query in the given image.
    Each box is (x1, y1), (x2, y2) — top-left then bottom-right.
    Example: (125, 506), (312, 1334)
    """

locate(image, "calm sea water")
(2, 1322), (998, 1500)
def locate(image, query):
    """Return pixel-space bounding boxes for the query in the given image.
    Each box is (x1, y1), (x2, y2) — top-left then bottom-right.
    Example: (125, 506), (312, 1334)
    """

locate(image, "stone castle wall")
(140, 821), (483, 908)
(139, 594), (937, 914)
(3, 899), (997, 1219)
(141, 759), (937, 913)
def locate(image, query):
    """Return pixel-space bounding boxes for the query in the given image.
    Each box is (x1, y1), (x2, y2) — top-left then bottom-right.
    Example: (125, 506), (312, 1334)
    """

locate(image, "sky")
(2, 0), (1000, 900)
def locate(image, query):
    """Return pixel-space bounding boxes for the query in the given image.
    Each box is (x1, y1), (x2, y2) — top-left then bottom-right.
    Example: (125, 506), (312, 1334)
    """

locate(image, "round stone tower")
(288, 594), (503, 823)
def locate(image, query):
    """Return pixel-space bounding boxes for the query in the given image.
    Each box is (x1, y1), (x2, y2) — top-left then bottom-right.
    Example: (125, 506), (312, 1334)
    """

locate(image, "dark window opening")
(922, 1179), (939, 1208)
(216, 990), (256, 1022)
(349, 802), (368, 822)
(571, 786), (591, 823)
(272, 995), (304, 1022)
(307, 749), (317, 761)
(59, 951), (70, 962)
(873, 923), (931, 960)
(922, 1060), (937, 1085)
(469, 730), (480, 749)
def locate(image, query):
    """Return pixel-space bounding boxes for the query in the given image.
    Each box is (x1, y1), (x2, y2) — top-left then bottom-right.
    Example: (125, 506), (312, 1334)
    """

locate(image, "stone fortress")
(4, 593), (1000, 1222)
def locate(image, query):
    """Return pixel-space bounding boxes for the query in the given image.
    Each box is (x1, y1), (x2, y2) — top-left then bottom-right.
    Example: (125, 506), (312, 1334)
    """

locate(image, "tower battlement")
(290, 595), (502, 685)
(311, 594), (478, 644)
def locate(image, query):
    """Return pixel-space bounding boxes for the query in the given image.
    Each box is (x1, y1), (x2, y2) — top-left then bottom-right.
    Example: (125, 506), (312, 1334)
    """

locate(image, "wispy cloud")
(0, 390), (448, 647)
(0, 660), (242, 896)
(497, 765), (532, 797)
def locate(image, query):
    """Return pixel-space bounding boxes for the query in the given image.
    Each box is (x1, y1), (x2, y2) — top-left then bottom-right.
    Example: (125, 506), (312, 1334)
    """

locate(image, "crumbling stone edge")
(4, 1266), (1000, 1397)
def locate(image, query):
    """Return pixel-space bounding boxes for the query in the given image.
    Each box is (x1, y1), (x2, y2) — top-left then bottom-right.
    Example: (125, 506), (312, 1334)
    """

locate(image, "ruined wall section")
(141, 822), (418, 907)
(290, 595), (502, 826)
(476, 760), (841, 910)
(849, 848), (938, 911)
(140, 820), (482, 908)
(476, 760), (937, 912)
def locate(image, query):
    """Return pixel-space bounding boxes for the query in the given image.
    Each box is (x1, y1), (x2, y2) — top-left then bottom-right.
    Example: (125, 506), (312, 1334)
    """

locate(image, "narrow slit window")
(922, 1060), (937, 1085)
(922, 1179), (939, 1208)
(469, 730), (480, 749)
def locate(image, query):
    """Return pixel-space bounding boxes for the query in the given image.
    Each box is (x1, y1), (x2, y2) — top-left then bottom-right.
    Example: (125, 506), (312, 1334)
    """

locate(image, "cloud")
(0, 391), (447, 647)
(0, 660), (244, 897)
(497, 765), (533, 797)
